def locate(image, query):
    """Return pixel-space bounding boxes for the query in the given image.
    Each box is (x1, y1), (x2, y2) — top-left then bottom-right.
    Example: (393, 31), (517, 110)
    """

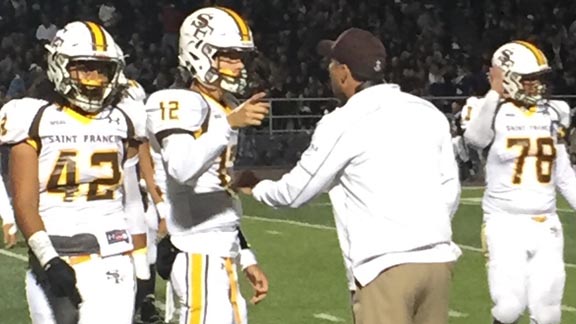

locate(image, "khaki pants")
(353, 262), (454, 324)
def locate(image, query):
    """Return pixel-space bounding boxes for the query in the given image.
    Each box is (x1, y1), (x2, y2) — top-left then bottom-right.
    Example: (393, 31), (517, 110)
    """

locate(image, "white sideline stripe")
(448, 310), (469, 318)
(0, 248), (27, 261)
(242, 216), (576, 269)
(313, 313), (344, 322)
(562, 305), (576, 313)
(459, 199), (575, 214)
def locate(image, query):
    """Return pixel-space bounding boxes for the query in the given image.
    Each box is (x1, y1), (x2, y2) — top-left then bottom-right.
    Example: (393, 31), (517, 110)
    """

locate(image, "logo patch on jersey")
(50, 120), (66, 125)
(105, 229), (130, 245)
(106, 270), (122, 284)
(106, 116), (121, 125)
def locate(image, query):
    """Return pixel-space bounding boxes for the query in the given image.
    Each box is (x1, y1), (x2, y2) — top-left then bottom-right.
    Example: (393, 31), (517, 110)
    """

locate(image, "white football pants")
(26, 254), (136, 324)
(145, 202), (159, 265)
(483, 213), (565, 324)
(171, 252), (247, 324)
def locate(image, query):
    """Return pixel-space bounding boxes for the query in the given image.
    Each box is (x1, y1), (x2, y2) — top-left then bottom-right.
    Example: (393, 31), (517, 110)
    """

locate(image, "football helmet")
(45, 21), (125, 113)
(179, 7), (254, 94)
(491, 41), (550, 106)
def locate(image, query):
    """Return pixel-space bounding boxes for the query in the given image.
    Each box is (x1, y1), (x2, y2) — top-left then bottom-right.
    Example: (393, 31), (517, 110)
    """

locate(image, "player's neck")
(64, 103), (100, 116)
(507, 98), (534, 109)
(192, 82), (224, 104)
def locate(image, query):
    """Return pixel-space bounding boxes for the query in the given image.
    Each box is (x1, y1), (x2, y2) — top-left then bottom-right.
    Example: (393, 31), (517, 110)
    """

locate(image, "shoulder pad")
(0, 98), (50, 144)
(465, 96), (481, 107)
(460, 96), (485, 129)
(117, 98), (147, 140)
(547, 100), (570, 128)
(145, 89), (208, 135)
(125, 80), (146, 102)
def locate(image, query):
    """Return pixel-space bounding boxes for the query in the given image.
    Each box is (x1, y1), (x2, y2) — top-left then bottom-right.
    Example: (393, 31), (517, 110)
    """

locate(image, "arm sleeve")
(161, 124), (234, 184)
(555, 144), (576, 210)
(0, 172), (14, 224)
(252, 122), (351, 208)
(440, 128), (461, 219)
(464, 90), (500, 149)
(123, 155), (146, 235)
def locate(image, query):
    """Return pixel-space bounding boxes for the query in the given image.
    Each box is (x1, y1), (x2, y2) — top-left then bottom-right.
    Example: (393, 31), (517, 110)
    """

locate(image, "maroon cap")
(317, 28), (386, 81)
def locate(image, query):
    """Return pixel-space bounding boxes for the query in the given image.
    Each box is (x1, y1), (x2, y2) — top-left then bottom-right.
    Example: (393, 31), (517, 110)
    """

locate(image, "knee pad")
(492, 297), (525, 324)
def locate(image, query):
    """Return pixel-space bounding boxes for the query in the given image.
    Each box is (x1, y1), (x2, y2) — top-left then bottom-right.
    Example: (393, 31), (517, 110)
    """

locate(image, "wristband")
(155, 201), (168, 220)
(28, 231), (59, 268)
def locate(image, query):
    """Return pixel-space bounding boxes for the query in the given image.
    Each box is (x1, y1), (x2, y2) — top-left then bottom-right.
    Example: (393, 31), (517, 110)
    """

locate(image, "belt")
(62, 251), (132, 266)
(62, 254), (100, 266)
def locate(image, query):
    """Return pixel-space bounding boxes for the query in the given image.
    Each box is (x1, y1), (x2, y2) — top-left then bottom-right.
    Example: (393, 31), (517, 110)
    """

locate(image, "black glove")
(156, 235), (180, 280)
(44, 258), (82, 308)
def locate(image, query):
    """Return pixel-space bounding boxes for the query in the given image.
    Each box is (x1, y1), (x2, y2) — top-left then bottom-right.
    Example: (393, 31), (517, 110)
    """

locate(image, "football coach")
(246, 27), (462, 324)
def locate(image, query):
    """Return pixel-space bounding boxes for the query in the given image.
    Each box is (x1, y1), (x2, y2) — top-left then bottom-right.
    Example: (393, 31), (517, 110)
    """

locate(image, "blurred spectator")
(35, 14), (58, 43)
(159, 0), (185, 54)
(99, 1), (121, 29)
(6, 63), (26, 100)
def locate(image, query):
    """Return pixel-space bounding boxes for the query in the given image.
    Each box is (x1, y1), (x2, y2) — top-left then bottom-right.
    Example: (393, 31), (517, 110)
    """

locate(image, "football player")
(464, 41), (576, 324)
(0, 21), (148, 323)
(117, 77), (167, 324)
(146, 7), (270, 324)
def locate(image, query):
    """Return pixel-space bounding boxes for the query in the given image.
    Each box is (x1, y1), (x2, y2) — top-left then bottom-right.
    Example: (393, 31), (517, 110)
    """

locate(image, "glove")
(2, 223), (17, 248)
(44, 258), (83, 308)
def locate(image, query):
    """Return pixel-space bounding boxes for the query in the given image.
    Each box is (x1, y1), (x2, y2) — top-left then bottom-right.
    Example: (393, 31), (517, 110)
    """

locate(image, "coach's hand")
(44, 257), (82, 308)
(2, 223), (17, 249)
(227, 92), (270, 129)
(244, 264), (269, 304)
(232, 170), (260, 195)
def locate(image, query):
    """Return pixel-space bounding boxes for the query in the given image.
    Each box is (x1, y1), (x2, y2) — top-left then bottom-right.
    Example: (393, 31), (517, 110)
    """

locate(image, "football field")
(1, 187), (575, 324)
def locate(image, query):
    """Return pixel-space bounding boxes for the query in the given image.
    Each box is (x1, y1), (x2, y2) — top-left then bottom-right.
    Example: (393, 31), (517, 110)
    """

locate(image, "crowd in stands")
(1, 0), (576, 166)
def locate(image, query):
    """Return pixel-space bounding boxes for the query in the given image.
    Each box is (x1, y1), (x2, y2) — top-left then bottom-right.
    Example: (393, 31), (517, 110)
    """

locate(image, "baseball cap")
(317, 28), (386, 81)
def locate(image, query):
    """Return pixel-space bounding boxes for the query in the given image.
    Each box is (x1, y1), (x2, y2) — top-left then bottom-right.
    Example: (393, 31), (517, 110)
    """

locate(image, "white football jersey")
(460, 96), (485, 130)
(146, 89), (241, 256)
(0, 97), (146, 254)
(482, 99), (570, 215)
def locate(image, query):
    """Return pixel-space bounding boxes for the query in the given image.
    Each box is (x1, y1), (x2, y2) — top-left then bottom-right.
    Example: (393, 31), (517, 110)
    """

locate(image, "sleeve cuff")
(238, 249), (258, 270)
(252, 180), (272, 204)
(485, 89), (500, 102)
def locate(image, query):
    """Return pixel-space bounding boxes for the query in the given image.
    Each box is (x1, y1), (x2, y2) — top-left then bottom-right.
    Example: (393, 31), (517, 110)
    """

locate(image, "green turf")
(1, 188), (575, 324)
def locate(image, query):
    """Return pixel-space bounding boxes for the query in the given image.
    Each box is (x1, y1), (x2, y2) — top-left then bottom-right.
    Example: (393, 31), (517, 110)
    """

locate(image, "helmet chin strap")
(198, 66), (247, 95)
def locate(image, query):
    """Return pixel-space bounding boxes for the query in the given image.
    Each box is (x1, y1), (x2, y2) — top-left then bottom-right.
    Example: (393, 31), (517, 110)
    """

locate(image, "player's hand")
(2, 223), (17, 249)
(227, 92), (270, 129)
(488, 66), (506, 97)
(157, 218), (168, 239)
(244, 264), (269, 304)
(233, 170), (260, 195)
(44, 257), (82, 308)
